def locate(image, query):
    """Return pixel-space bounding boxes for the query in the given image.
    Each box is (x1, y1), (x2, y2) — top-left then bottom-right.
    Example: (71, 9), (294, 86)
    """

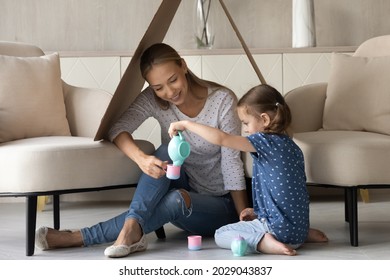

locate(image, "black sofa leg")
(53, 194), (60, 230)
(344, 189), (349, 222)
(155, 226), (166, 239)
(350, 188), (358, 246)
(26, 195), (37, 256)
(345, 188), (359, 247)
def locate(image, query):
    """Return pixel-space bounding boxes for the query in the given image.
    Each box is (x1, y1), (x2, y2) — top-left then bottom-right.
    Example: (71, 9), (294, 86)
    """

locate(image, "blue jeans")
(81, 145), (239, 246)
(214, 219), (302, 254)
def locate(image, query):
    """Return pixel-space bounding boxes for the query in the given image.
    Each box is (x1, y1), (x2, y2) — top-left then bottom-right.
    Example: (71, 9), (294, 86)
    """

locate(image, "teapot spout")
(173, 160), (183, 166)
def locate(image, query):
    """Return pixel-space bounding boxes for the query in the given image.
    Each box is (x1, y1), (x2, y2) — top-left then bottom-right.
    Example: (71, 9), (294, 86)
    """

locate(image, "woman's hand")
(136, 153), (168, 179)
(168, 121), (187, 138)
(113, 132), (168, 179)
(239, 208), (257, 221)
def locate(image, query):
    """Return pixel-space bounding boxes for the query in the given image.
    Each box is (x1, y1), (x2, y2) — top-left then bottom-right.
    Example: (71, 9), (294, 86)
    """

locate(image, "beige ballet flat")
(104, 234), (148, 258)
(35, 226), (50, 250)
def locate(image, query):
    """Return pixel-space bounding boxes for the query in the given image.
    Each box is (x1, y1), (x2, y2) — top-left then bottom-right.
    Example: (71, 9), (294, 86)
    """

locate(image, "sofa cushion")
(293, 130), (390, 186)
(323, 53), (390, 135)
(0, 137), (155, 193)
(0, 53), (71, 143)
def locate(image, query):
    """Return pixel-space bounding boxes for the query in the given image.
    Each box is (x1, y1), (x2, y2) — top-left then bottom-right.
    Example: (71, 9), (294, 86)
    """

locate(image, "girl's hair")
(237, 84), (291, 134)
(140, 43), (228, 109)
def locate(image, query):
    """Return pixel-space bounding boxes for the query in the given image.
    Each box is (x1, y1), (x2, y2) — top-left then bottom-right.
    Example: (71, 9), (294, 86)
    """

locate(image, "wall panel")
(1, 0), (390, 51)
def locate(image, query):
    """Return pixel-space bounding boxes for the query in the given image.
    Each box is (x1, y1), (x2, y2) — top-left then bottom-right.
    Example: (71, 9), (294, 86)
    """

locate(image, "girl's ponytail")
(267, 100), (291, 134)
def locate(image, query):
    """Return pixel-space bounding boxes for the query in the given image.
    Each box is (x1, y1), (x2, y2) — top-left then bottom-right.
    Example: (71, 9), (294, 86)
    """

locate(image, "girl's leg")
(214, 219), (267, 253)
(215, 219), (299, 256)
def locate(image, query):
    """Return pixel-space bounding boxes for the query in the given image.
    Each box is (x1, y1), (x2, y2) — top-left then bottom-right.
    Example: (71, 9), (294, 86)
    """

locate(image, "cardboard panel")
(95, 0), (181, 140)
(95, 0), (266, 141)
(218, 0), (266, 85)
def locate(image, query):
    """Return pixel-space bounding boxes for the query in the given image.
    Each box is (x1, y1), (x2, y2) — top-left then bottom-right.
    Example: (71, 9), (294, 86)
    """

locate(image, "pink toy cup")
(187, 235), (202, 250)
(166, 164), (181, 180)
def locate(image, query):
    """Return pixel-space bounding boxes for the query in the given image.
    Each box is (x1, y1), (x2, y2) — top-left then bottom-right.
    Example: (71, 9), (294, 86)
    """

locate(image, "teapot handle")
(178, 130), (183, 140)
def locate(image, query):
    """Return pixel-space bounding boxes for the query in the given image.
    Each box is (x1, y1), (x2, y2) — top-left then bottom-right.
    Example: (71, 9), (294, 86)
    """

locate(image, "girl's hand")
(239, 208), (257, 221)
(168, 121), (187, 138)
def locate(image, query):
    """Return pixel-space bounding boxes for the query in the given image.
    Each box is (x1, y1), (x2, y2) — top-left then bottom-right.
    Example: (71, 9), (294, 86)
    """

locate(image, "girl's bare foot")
(257, 233), (297, 256)
(306, 228), (328, 243)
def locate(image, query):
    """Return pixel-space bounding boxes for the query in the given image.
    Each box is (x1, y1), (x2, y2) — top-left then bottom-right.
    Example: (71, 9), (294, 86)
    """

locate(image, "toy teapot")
(168, 131), (190, 166)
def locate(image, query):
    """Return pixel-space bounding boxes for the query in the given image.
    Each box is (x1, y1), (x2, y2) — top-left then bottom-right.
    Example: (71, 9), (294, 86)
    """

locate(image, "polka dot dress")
(247, 133), (309, 244)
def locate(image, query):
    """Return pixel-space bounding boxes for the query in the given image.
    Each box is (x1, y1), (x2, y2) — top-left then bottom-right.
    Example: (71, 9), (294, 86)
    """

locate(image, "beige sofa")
(0, 41), (164, 256)
(284, 35), (390, 246)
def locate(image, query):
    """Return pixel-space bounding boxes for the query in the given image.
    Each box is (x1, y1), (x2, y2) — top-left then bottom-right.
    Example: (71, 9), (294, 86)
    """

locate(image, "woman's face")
(145, 60), (189, 106)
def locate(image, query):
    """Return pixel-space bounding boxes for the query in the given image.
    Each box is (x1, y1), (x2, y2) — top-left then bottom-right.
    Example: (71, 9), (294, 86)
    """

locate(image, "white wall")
(1, 0), (390, 51)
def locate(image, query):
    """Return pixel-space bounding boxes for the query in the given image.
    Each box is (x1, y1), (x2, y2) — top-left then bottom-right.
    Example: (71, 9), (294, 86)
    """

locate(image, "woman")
(35, 43), (249, 258)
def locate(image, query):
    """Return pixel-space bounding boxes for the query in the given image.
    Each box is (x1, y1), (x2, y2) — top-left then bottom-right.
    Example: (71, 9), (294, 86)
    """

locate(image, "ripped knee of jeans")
(176, 189), (192, 218)
(163, 189), (193, 218)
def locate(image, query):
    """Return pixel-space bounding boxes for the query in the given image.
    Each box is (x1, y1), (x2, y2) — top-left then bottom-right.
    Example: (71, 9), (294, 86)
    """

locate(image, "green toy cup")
(231, 235), (248, 256)
(168, 131), (190, 166)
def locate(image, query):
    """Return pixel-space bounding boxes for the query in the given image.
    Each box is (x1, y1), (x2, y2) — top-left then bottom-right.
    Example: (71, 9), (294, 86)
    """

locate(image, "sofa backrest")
(0, 41), (44, 57)
(354, 35), (390, 57)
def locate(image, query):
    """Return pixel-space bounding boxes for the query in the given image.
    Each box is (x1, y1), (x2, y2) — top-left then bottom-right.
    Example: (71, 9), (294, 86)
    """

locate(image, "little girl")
(168, 84), (326, 256)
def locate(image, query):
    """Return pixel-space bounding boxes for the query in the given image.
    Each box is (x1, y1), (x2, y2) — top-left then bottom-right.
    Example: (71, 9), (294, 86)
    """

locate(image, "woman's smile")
(170, 92), (181, 103)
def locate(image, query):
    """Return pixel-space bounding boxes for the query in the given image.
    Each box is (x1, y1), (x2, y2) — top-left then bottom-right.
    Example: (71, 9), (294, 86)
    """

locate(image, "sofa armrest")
(62, 82), (112, 138)
(285, 83), (327, 133)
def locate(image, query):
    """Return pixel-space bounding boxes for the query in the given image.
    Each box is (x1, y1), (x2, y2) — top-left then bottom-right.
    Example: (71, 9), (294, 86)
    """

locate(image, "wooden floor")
(1, 195), (390, 261)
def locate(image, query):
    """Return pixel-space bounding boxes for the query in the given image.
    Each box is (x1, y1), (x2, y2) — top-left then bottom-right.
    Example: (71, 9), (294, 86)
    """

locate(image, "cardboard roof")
(94, 0), (265, 141)
(94, 0), (181, 140)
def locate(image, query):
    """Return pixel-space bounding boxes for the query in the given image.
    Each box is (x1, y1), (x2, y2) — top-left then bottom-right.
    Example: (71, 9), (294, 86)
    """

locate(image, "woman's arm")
(114, 132), (167, 179)
(168, 120), (255, 153)
(109, 89), (168, 178)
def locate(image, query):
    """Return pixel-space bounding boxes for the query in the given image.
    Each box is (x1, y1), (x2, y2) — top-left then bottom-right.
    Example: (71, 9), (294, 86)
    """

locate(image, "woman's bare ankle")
(46, 228), (83, 249)
(113, 219), (142, 246)
(257, 233), (297, 256)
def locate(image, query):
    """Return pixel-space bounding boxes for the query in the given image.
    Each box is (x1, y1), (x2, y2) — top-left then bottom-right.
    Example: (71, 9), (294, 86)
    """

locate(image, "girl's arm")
(239, 208), (258, 221)
(169, 120), (256, 153)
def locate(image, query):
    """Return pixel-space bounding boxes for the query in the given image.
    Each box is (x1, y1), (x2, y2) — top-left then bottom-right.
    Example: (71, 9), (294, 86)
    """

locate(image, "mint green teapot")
(168, 131), (190, 166)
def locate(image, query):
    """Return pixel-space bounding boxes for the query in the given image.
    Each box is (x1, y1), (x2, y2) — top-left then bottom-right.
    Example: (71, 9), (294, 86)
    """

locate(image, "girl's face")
(237, 106), (271, 134)
(145, 60), (189, 106)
